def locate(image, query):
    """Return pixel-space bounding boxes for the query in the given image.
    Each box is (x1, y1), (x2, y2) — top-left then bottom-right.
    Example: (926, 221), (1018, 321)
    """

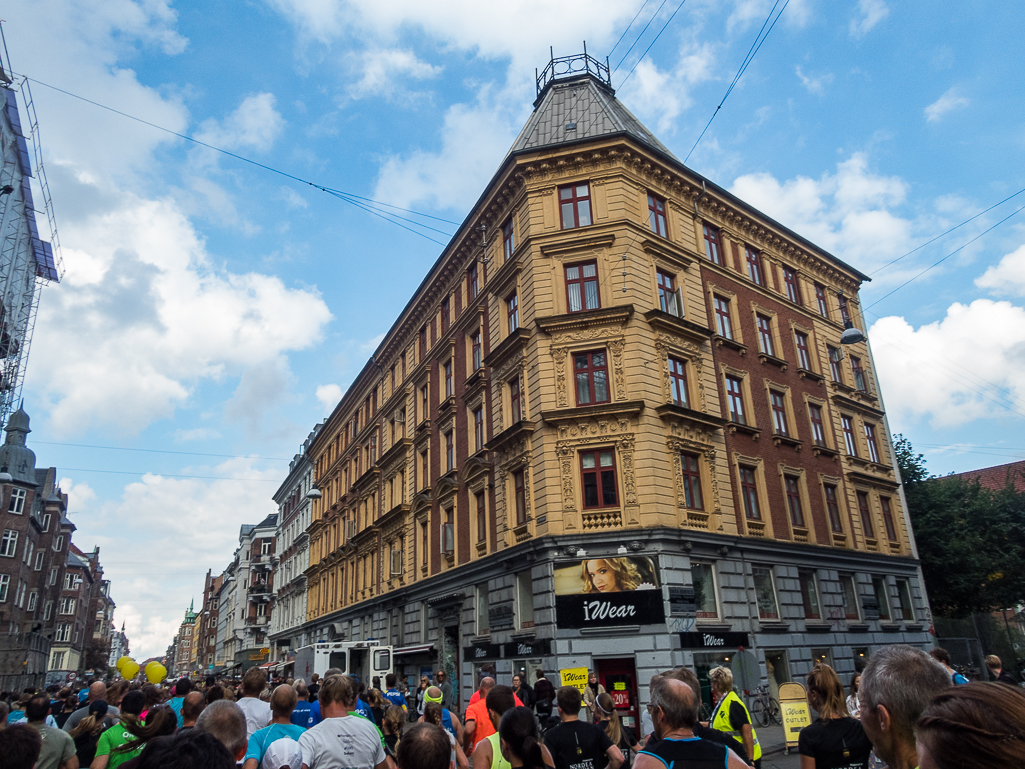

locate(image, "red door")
(596, 657), (639, 735)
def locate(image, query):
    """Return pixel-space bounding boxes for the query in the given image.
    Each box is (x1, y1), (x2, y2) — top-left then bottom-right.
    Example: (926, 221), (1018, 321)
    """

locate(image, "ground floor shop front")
(299, 527), (933, 718)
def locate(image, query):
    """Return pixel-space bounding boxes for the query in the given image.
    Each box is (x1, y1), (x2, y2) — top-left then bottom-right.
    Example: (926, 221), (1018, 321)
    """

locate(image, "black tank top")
(639, 736), (728, 769)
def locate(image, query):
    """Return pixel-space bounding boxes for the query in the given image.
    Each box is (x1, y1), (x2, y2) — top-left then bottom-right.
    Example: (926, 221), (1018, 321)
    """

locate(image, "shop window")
(752, 566), (780, 620)
(872, 576), (891, 620)
(517, 571), (535, 628)
(840, 575), (860, 620)
(799, 571), (821, 620)
(581, 450), (618, 509)
(896, 579), (914, 621)
(574, 350), (610, 405)
(692, 563), (718, 619)
(566, 261), (600, 312)
(647, 193), (668, 237)
(559, 183), (592, 229)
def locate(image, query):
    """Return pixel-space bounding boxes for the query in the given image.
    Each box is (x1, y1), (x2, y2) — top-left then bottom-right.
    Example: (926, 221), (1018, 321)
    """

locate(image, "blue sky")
(4, 0), (1024, 657)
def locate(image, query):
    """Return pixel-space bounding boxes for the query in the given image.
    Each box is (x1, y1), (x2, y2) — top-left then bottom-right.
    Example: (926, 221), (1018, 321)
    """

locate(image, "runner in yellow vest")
(709, 666), (762, 767)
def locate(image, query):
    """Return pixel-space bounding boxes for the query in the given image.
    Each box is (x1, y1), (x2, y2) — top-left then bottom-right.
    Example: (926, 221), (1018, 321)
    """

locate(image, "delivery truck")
(292, 640), (393, 685)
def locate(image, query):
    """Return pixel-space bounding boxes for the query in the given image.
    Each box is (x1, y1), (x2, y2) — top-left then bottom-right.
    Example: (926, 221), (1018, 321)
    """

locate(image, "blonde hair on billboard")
(580, 557), (641, 593)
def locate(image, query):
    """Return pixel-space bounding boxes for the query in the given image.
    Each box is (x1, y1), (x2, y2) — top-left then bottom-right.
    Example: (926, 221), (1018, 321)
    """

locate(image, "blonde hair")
(708, 666), (734, 695)
(580, 558), (641, 593)
(596, 692), (623, 745)
(807, 665), (849, 719)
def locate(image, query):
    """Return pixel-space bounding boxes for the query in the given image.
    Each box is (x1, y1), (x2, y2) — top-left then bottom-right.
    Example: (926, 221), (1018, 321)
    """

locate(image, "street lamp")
(838, 291), (866, 345)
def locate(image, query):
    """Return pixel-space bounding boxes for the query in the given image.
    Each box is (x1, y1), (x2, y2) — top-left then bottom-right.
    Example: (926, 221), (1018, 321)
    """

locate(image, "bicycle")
(747, 684), (781, 727)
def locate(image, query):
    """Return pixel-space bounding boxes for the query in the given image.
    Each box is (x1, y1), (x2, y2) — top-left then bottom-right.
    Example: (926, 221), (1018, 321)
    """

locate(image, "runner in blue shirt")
(291, 681), (316, 729)
(383, 674), (408, 712)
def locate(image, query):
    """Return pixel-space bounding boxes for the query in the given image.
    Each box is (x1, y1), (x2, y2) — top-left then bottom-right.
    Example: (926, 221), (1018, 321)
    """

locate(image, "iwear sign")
(560, 666), (588, 693)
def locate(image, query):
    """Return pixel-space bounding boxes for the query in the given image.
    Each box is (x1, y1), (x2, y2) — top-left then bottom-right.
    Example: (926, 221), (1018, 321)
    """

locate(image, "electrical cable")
(11, 73), (461, 244)
(613, 0), (669, 75)
(869, 185), (1025, 277)
(59, 467), (281, 482)
(32, 440), (291, 461)
(684, 0), (789, 163)
(608, 0), (654, 62)
(864, 200), (1025, 311)
(618, 0), (689, 90)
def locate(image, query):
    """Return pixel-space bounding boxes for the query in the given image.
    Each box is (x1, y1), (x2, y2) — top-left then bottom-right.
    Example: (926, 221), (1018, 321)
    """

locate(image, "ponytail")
(499, 706), (546, 769)
(520, 732), (545, 769)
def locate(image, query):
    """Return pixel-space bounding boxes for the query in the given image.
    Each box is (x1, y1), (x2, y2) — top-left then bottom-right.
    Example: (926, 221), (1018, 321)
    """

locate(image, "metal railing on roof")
(536, 45), (611, 97)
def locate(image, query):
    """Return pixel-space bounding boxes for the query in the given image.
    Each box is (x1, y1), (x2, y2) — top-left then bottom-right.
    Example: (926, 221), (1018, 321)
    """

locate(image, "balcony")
(248, 582), (272, 600)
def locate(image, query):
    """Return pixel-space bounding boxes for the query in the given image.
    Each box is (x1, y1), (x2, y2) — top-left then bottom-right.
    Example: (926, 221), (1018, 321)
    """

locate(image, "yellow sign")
(560, 667), (588, 693)
(613, 682), (626, 691)
(780, 700), (811, 745)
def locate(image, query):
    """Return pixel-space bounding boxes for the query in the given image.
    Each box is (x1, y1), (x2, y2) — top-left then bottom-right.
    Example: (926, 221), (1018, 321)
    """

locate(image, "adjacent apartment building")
(296, 54), (929, 718)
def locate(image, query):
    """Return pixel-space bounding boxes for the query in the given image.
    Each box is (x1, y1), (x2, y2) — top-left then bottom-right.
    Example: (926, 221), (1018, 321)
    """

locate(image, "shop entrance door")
(596, 657), (639, 735)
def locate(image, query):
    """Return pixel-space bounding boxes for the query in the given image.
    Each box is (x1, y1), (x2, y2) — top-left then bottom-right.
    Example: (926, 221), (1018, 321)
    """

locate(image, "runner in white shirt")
(237, 667), (273, 738)
(299, 675), (388, 769)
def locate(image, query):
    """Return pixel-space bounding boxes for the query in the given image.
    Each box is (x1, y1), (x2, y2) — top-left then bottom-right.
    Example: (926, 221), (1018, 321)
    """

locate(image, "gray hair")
(860, 645), (950, 742)
(195, 700), (248, 757)
(648, 676), (696, 730)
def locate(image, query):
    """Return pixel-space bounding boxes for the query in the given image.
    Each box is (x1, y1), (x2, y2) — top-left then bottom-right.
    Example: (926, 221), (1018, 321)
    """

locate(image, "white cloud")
(316, 383), (343, 412)
(795, 65), (833, 95)
(975, 243), (1025, 295)
(870, 301), (1025, 427)
(728, 0), (813, 33)
(173, 427), (223, 442)
(75, 458), (281, 658)
(850, 0), (889, 38)
(730, 153), (917, 272)
(27, 194), (333, 436)
(194, 93), (286, 154)
(348, 48), (442, 101)
(925, 87), (970, 122)
(624, 43), (715, 135)
(60, 478), (97, 509)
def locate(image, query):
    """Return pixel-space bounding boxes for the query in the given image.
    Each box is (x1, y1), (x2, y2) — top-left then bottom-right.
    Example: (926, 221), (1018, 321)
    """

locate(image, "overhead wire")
(59, 467), (281, 482)
(618, 0), (690, 91)
(33, 440), (291, 461)
(607, 0), (654, 62)
(613, 0), (669, 75)
(684, 0), (790, 163)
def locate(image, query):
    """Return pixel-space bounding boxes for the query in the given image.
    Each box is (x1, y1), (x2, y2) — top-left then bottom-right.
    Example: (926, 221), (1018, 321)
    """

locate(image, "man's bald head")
(182, 691), (206, 724)
(88, 682), (106, 702)
(479, 677), (496, 693)
(649, 676), (697, 732)
(271, 684), (298, 719)
(425, 686), (444, 702)
(657, 668), (702, 720)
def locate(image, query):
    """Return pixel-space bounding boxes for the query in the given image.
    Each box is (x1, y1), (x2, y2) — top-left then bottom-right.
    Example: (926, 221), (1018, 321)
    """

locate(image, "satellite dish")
(840, 326), (866, 345)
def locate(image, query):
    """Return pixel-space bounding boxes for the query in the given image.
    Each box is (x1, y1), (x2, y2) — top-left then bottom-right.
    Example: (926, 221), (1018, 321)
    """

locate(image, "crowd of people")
(0, 646), (1020, 769)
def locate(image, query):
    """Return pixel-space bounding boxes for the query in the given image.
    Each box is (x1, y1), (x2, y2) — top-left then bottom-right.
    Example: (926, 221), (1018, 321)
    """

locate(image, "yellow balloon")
(116, 656), (132, 672)
(121, 661), (140, 680)
(145, 662), (167, 684)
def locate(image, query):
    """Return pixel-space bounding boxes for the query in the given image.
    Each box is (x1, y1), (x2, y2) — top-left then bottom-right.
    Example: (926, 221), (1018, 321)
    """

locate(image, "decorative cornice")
(536, 305), (633, 335)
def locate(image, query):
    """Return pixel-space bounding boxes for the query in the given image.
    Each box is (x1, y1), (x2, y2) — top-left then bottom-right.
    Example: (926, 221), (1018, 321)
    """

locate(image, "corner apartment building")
(173, 601), (197, 676)
(269, 424), (321, 658)
(300, 55), (931, 717)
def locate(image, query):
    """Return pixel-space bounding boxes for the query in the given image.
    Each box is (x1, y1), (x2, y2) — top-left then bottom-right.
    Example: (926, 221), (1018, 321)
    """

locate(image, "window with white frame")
(60, 597), (76, 615)
(27, 590), (37, 612)
(55, 623), (71, 643)
(8, 488), (26, 514)
(752, 566), (780, 620)
(0, 574), (8, 602)
(692, 562), (718, 620)
(0, 529), (18, 557)
(34, 550), (43, 571)
(43, 600), (53, 620)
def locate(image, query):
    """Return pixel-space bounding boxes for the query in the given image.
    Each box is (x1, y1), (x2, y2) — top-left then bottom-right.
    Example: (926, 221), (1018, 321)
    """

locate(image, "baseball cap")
(262, 737), (302, 769)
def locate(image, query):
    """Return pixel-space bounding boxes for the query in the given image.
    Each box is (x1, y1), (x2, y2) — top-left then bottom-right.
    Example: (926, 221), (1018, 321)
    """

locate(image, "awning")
(393, 644), (435, 657)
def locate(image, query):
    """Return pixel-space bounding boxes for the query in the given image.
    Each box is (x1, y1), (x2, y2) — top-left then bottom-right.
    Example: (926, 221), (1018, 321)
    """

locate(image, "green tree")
(895, 434), (1025, 617)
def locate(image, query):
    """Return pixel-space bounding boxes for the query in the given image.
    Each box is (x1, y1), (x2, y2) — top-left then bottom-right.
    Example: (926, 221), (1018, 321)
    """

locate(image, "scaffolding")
(0, 27), (63, 428)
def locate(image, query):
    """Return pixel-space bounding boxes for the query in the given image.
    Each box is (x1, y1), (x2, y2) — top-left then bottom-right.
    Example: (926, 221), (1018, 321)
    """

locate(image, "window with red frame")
(419, 325), (427, 358)
(726, 375), (746, 424)
(680, 452), (703, 509)
(880, 497), (897, 541)
(669, 356), (689, 407)
(770, 390), (789, 436)
(739, 466), (761, 519)
(574, 351), (610, 405)
(714, 295), (733, 338)
(809, 403), (827, 446)
(746, 246), (765, 285)
(471, 330), (482, 371)
(509, 377), (521, 423)
(865, 423), (880, 463)
(815, 283), (829, 318)
(507, 292), (519, 331)
(857, 491), (875, 539)
(838, 293), (851, 324)
(566, 261), (600, 312)
(473, 406), (484, 452)
(444, 360), (453, 398)
(502, 218), (515, 260)
(444, 430), (454, 472)
(467, 263), (479, 298)
(828, 347), (844, 383)
(476, 490), (487, 543)
(785, 475), (805, 527)
(783, 266), (801, 303)
(825, 484), (844, 533)
(795, 331), (813, 370)
(559, 183), (592, 229)
(647, 192), (668, 237)
(851, 355), (868, 392)
(420, 384), (429, 423)
(757, 314), (775, 356)
(401, 352), (406, 380)
(441, 297), (450, 333)
(513, 469), (527, 524)
(842, 415), (858, 455)
(443, 507), (454, 554)
(703, 224), (723, 265)
(581, 450), (618, 509)
(657, 269), (683, 317)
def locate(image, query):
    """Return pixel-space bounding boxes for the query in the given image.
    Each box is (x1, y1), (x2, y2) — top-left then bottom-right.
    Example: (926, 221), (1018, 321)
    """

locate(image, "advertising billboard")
(553, 556), (665, 629)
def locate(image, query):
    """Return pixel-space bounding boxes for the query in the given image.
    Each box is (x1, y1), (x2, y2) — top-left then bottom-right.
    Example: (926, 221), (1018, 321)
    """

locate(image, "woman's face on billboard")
(586, 559), (619, 592)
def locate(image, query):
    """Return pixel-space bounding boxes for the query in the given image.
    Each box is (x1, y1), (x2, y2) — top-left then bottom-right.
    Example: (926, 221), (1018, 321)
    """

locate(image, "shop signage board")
(553, 555), (665, 629)
(778, 682), (811, 751)
(560, 666), (588, 693)
(668, 586), (696, 615)
(678, 632), (751, 649)
(502, 639), (552, 657)
(463, 642), (502, 661)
